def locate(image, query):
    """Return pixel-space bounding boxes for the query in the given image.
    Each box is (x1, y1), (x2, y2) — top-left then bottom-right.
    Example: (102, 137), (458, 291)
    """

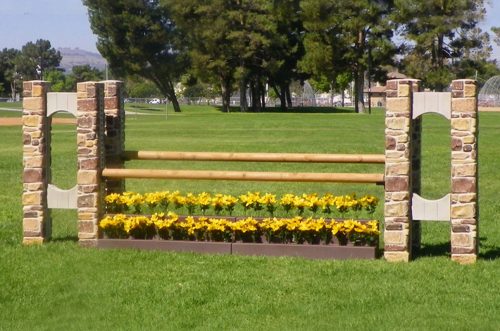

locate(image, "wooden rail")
(122, 151), (386, 164)
(102, 168), (385, 184)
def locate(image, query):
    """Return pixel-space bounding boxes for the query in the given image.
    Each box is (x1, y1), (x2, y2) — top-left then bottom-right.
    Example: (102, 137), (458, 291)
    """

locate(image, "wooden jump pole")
(122, 151), (386, 164)
(102, 168), (385, 184)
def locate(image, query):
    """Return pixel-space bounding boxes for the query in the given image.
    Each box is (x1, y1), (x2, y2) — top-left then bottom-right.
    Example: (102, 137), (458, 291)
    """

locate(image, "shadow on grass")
(128, 105), (164, 112)
(413, 242), (451, 259)
(215, 106), (358, 114)
(412, 237), (500, 260)
(479, 238), (500, 260)
(50, 235), (79, 243)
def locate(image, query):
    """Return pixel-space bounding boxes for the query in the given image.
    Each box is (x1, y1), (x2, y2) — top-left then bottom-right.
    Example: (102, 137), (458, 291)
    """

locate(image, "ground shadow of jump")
(413, 237), (500, 260)
(50, 235), (79, 243)
(215, 106), (357, 114)
(413, 242), (451, 259)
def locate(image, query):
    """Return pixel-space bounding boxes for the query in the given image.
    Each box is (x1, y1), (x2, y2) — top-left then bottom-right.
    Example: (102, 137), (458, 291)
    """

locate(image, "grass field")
(1, 102), (499, 330)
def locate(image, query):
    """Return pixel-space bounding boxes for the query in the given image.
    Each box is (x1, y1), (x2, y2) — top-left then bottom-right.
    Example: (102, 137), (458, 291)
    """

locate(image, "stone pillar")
(450, 79), (478, 264)
(22, 81), (51, 244)
(102, 80), (125, 195)
(77, 81), (105, 246)
(384, 79), (420, 262)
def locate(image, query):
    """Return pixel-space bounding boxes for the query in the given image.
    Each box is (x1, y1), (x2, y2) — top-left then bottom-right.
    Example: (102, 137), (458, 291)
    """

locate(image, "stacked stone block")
(450, 79), (478, 264)
(77, 82), (105, 246)
(22, 81), (51, 244)
(103, 80), (125, 194)
(384, 79), (420, 262)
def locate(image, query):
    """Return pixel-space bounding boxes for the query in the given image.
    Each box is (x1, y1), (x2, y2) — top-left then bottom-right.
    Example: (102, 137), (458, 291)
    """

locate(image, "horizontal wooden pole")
(122, 151), (385, 164)
(102, 168), (385, 184)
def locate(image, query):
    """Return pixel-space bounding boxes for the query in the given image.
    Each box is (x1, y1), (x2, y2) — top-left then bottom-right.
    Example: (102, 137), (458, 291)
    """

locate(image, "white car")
(149, 98), (161, 104)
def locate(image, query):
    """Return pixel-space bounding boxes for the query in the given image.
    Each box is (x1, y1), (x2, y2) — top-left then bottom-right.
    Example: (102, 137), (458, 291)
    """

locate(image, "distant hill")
(58, 48), (107, 72)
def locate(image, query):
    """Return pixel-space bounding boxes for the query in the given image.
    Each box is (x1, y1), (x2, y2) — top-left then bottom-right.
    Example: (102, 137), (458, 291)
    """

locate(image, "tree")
(169, 0), (247, 112)
(125, 76), (162, 98)
(0, 48), (21, 98)
(84, 0), (187, 112)
(67, 65), (104, 90)
(266, 0), (305, 110)
(301, 0), (395, 113)
(394, 0), (488, 90)
(45, 69), (70, 92)
(14, 39), (62, 80)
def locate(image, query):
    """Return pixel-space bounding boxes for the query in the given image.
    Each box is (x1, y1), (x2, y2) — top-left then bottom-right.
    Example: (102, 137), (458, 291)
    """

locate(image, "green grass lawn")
(1, 104), (499, 330)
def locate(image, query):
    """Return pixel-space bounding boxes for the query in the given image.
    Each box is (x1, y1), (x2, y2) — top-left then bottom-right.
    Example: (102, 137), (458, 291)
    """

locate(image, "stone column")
(22, 81), (51, 244)
(77, 82), (105, 246)
(450, 79), (478, 264)
(102, 80), (125, 195)
(384, 79), (420, 262)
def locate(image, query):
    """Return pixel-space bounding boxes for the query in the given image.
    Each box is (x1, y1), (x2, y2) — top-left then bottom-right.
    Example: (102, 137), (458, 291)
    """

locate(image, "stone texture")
(384, 251), (410, 262)
(77, 81), (105, 242)
(451, 204), (475, 219)
(386, 98), (410, 112)
(452, 177), (476, 193)
(22, 81), (50, 245)
(451, 80), (478, 263)
(385, 176), (409, 192)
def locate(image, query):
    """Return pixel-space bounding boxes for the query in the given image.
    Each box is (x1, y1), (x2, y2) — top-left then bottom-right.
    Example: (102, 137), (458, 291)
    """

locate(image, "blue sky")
(0, 0), (499, 61)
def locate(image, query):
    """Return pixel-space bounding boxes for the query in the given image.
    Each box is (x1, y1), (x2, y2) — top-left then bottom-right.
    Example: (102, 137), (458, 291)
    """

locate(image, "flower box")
(96, 239), (378, 260)
(232, 243), (377, 260)
(97, 239), (232, 254)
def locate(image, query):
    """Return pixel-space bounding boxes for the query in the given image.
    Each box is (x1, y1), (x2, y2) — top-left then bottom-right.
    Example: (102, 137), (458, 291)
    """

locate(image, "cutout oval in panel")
(48, 111), (77, 192)
(419, 114), (451, 200)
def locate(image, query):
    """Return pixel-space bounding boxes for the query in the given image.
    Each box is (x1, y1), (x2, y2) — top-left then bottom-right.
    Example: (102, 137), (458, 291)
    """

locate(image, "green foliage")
(0, 48), (21, 98)
(14, 39), (61, 80)
(394, 0), (492, 90)
(1, 109), (500, 329)
(301, 0), (395, 113)
(83, 0), (187, 112)
(45, 65), (105, 92)
(125, 76), (162, 98)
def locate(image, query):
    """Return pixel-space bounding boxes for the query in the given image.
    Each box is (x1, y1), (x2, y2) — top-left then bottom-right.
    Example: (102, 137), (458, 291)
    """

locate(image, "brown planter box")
(232, 243), (377, 260)
(97, 239), (378, 260)
(97, 239), (232, 255)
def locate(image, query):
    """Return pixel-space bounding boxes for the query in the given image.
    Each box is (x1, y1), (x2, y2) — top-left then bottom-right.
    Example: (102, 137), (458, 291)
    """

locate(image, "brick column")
(450, 79), (478, 264)
(384, 79), (420, 262)
(77, 82), (105, 246)
(103, 80), (125, 194)
(22, 81), (51, 244)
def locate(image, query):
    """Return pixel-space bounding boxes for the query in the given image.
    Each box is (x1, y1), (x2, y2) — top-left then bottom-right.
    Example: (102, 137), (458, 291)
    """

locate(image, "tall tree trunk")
(166, 82), (181, 113)
(285, 84), (292, 108)
(221, 78), (231, 113)
(151, 76), (182, 113)
(354, 70), (365, 114)
(276, 83), (287, 111)
(239, 79), (248, 112)
(260, 81), (266, 111)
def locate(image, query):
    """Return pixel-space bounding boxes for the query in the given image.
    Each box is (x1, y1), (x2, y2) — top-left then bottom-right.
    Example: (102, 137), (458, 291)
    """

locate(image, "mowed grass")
(1, 104), (499, 330)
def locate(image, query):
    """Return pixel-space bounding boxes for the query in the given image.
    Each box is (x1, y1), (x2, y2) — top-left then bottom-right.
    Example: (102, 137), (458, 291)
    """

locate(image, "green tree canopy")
(84, 0), (188, 112)
(394, 0), (489, 90)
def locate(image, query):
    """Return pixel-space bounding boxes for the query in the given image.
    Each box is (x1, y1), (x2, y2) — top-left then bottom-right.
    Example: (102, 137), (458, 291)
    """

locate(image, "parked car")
(149, 98), (161, 104)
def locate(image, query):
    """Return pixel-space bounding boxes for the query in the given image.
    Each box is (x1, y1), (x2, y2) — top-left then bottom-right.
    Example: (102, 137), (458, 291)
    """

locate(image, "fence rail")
(122, 150), (385, 164)
(102, 168), (385, 184)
